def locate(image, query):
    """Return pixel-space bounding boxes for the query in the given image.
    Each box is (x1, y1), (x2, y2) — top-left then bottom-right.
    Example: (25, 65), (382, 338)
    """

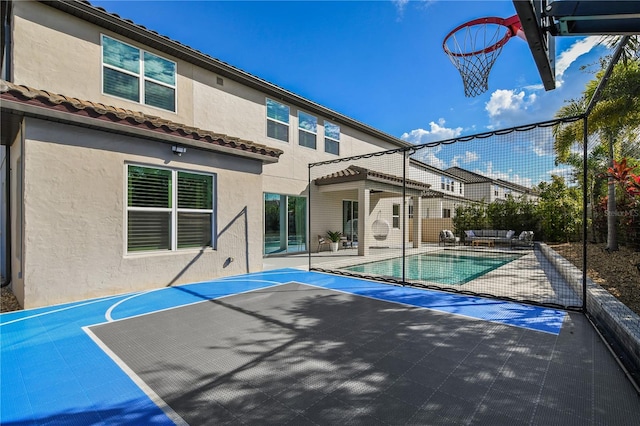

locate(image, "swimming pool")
(343, 251), (523, 285)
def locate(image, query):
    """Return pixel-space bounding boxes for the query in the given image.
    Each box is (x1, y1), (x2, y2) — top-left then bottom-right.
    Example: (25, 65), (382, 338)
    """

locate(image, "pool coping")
(311, 245), (582, 309)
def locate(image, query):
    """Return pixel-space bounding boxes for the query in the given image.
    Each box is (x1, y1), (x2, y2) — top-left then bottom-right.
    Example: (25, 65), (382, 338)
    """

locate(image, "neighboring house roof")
(495, 178), (539, 195)
(409, 158), (464, 181)
(445, 167), (491, 184)
(445, 166), (537, 194)
(41, 0), (413, 150)
(420, 189), (477, 202)
(0, 80), (283, 163)
(314, 165), (431, 192)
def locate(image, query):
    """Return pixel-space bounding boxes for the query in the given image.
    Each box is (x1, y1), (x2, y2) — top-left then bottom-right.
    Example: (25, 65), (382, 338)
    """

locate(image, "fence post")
(582, 116), (588, 312)
(402, 150), (407, 285)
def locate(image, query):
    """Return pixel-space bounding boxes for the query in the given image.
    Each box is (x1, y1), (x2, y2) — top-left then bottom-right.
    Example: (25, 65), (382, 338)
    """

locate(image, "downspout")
(1, 145), (9, 288)
(1, 0), (12, 82)
(308, 164), (311, 270)
(0, 0), (11, 287)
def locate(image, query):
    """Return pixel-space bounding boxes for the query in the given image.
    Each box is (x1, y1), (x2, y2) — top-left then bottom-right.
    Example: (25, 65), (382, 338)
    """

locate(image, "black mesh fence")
(309, 118), (588, 310)
(307, 36), (640, 388)
(309, 40), (640, 323)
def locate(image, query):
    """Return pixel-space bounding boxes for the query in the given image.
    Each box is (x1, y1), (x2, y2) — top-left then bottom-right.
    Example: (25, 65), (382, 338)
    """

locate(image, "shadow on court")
(89, 282), (640, 425)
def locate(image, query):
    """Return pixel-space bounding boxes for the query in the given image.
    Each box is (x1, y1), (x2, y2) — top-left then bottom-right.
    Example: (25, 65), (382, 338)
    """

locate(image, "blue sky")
(91, 0), (611, 186)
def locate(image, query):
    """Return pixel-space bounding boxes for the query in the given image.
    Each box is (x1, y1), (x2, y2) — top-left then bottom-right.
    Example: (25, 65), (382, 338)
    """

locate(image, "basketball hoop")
(443, 15), (525, 97)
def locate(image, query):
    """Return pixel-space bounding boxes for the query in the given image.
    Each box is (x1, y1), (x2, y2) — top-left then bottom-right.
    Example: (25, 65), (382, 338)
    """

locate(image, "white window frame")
(101, 35), (177, 113)
(324, 120), (340, 155)
(125, 164), (216, 253)
(298, 111), (317, 149)
(266, 98), (290, 142)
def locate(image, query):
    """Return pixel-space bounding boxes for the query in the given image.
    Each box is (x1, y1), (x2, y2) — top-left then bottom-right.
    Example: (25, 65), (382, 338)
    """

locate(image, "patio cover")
(314, 165), (430, 255)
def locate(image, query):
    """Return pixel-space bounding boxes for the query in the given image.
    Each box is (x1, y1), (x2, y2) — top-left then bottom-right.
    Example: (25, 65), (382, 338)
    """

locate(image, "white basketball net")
(444, 22), (512, 97)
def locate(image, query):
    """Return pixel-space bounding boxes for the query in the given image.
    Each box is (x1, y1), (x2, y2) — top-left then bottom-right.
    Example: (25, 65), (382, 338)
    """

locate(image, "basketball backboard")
(512, 0), (556, 91)
(514, 0), (640, 91)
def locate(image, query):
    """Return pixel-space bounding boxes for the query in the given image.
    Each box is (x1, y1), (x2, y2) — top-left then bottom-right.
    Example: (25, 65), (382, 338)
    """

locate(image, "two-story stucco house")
(445, 167), (539, 203)
(0, 0), (415, 308)
(0, 0), (540, 309)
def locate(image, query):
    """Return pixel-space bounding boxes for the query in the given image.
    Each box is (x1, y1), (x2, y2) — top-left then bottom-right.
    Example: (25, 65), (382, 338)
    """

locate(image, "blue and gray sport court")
(2, 269), (639, 425)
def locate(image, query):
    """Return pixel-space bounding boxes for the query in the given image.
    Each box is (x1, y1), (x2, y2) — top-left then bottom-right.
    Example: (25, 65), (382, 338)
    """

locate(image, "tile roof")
(409, 158), (464, 180)
(446, 167), (536, 194)
(445, 167), (491, 184)
(420, 188), (473, 201)
(496, 178), (538, 194)
(314, 165), (432, 192)
(0, 80), (283, 161)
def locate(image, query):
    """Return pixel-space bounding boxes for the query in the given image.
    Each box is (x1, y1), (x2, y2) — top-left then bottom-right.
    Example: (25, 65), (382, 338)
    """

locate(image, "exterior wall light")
(172, 145), (187, 156)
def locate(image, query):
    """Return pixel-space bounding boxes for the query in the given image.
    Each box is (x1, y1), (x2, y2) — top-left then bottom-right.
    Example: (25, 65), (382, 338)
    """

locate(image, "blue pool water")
(344, 251), (522, 285)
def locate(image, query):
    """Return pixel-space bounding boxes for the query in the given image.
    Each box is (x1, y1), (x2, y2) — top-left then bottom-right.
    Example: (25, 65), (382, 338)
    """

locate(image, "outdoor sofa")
(464, 230), (534, 248)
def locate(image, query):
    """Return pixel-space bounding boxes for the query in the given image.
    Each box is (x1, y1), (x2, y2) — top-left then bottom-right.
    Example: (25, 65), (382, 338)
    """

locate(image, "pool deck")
(307, 245), (581, 309)
(2, 268), (639, 425)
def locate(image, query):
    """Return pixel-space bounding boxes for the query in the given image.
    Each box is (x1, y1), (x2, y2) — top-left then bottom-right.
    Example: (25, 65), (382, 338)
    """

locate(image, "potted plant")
(326, 230), (342, 252)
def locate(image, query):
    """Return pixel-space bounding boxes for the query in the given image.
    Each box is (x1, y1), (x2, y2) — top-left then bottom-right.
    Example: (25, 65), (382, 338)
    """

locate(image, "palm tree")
(601, 35), (640, 62)
(554, 58), (640, 251)
(563, 146), (608, 242)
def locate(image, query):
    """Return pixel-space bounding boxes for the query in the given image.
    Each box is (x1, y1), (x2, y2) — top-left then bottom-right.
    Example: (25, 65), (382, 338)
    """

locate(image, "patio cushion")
(506, 230), (515, 239)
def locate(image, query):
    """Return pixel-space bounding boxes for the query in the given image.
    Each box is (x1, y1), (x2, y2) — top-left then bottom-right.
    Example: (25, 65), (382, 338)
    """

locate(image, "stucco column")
(358, 188), (370, 256)
(412, 195), (422, 248)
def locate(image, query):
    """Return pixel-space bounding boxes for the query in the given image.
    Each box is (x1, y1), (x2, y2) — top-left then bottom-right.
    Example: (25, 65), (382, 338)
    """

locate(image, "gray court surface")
(89, 283), (640, 425)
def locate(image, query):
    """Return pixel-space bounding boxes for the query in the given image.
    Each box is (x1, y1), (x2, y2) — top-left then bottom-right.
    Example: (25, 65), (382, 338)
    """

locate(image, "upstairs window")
(127, 165), (215, 252)
(298, 111), (317, 149)
(324, 121), (340, 155)
(102, 35), (176, 112)
(266, 98), (290, 142)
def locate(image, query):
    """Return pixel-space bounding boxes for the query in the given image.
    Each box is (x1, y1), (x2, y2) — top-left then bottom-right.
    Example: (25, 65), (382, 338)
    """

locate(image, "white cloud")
(418, 148), (447, 169)
(485, 89), (536, 118)
(546, 166), (575, 183)
(555, 36), (603, 86)
(532, 134), (555, 157)
(401, 118), (463, 144)
(474, 161), (533, 188)
(392, 0), (409, 10)
(450, 151), (479, 167)
(393, 0), (435, 15)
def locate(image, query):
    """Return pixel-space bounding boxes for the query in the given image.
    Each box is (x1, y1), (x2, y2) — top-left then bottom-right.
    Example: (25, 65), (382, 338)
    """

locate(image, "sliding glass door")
(264, 193), (307, 255)
(342, 200), (358, 245)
